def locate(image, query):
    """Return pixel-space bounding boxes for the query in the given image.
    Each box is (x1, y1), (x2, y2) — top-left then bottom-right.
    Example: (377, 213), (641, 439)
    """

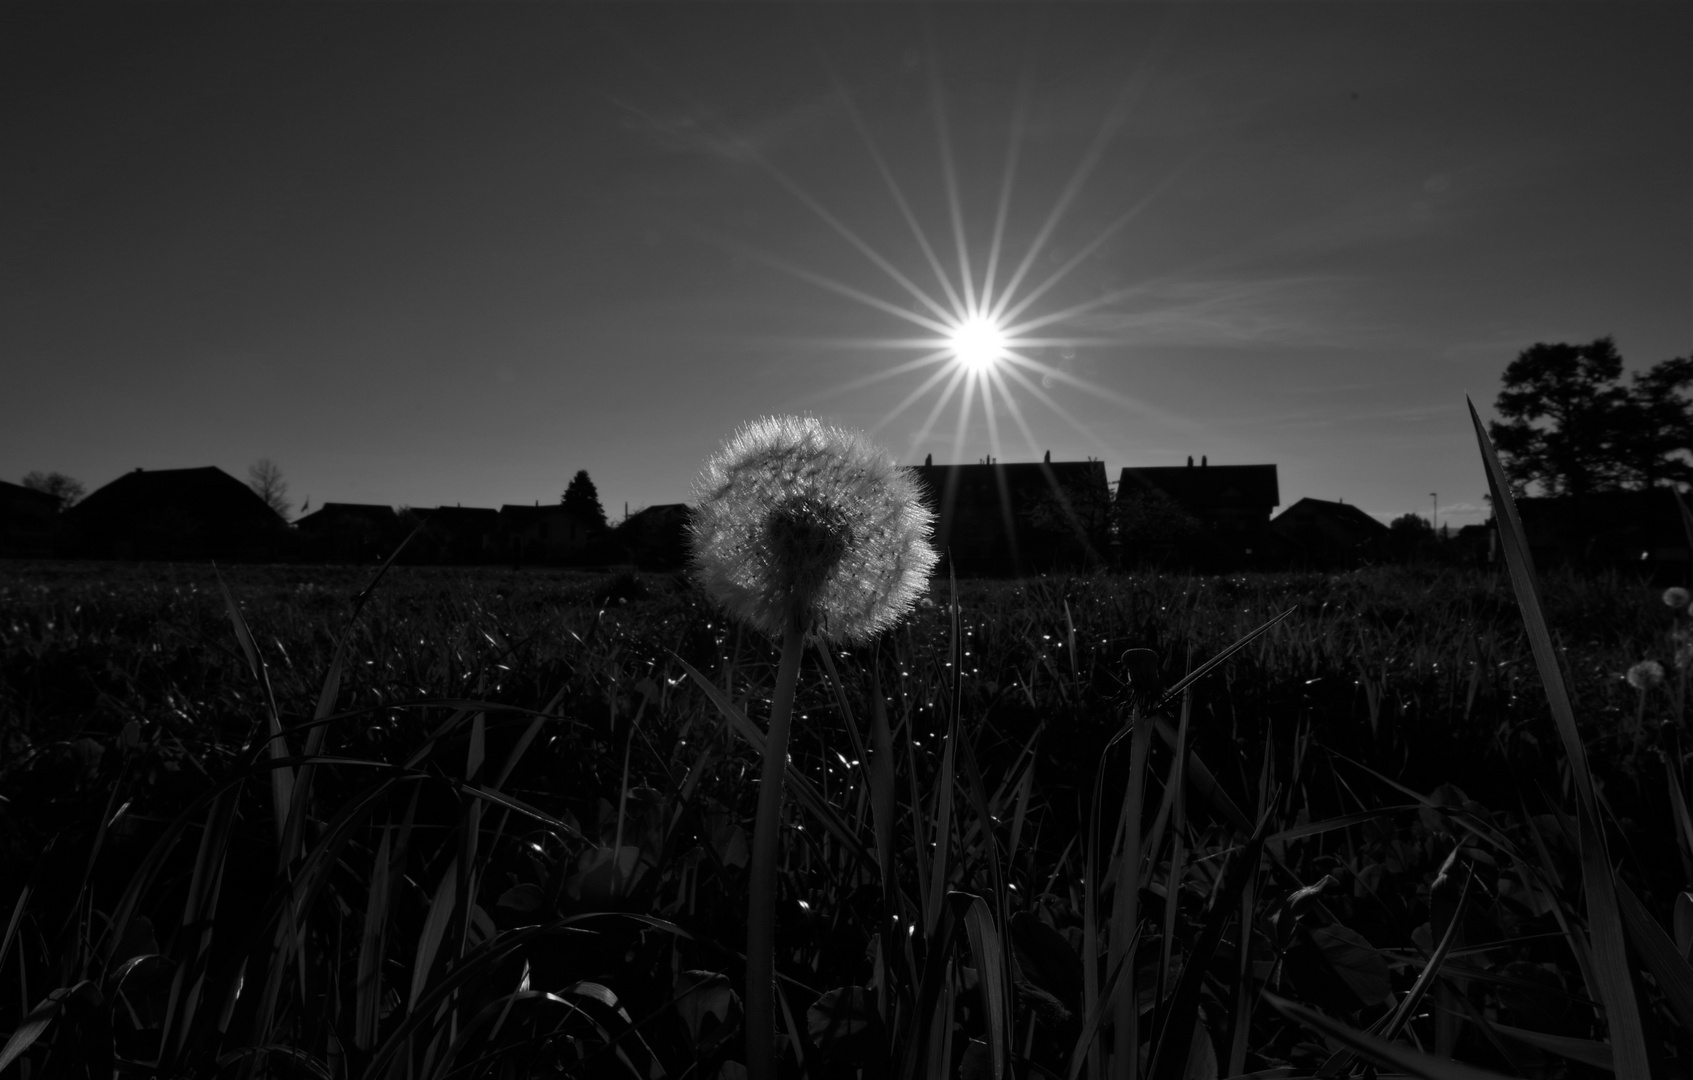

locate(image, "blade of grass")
(1469, 396), (1648, 1077)
(1146, 809), (1271, 1080)
(215, 565), (292, 849)
(1614, 878), (1693, 1033)
(1107, 711), (1154, 1080)
(1264, 992), (1513, 1080)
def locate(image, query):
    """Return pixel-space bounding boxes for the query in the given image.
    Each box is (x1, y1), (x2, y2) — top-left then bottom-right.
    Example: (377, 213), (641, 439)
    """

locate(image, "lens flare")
(948, 315), (1005, 372)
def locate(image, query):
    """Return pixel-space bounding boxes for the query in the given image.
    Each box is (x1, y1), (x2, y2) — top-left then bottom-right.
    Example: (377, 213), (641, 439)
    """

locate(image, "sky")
(3, 3), (1688, 531)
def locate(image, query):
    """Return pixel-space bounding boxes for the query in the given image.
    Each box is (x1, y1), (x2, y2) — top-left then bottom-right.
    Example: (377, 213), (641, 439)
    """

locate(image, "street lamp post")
(1430, 493), (1438, 534)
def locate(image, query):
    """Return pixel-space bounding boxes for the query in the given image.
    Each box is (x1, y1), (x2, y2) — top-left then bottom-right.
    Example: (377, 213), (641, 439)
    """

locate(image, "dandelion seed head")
(1625, 659), (1665, 690)
(690, 415), (938, 643)
(1675, 643), (1693, 671)
(1664, 587), (1690, 608)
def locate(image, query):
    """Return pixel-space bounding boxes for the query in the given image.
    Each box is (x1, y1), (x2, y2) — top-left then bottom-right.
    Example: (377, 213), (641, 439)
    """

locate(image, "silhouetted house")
(616, 503), (692, 570)
(0, 480), (61, 557)
(61, 466), (291, 561)
(1267, 497), (1390, 568)
(414, 506), (499, 564)
(1516, 490), (1691, 571)
(908, 458), (1111, 576)
(498, 504), (593, 564)
(1116, 460), (1279, 568)
(294, 502), (401, 563)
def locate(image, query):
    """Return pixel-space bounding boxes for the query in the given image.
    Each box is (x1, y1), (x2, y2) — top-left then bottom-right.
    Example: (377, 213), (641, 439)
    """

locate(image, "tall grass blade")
(1614, 879), (1693, 1032)
(1468, 397), (1648, 1077)
(356, 823), (395, 1051)
(926, 707), (959, 939)
(409, 856), (458, 1014)
(1264, 992), (1513, 1080)
(1146, 809), (1270, 1080)
(1107, 712), (1154, 1080)
(215, 566), (293, 847)
(957, 736), (1013, 1080)
(1151, 607), (1296, 713)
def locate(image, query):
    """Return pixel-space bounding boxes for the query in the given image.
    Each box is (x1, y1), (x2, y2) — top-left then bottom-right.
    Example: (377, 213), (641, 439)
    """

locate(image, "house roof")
(65, 467), (285, 530)
(1271, 497), (1389, 536)
(295, 502), (397, 529)
(0, 480), (61, 511)
(1117, 464), (1279, 508)
(424, 506), (498, 527)
(908, 460), (1110, 510)
(623, 503), (692, 526)
(498, 503), (588, 525)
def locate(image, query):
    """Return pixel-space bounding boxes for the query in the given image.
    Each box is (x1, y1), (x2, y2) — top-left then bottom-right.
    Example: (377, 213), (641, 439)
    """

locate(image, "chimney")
(1187, 456), (1193, 467)
(1044, 449), (1050, 463)
(1202, 455), (1207, 467)
(925, 453), (932, 467)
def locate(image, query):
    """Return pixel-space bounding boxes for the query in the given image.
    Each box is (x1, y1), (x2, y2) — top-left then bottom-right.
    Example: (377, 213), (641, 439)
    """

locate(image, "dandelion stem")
(747, 620), (805, 1080)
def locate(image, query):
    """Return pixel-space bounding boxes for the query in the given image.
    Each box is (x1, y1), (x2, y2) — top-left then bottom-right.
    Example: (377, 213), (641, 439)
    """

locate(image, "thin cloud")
(1068, 274), (1376, 349)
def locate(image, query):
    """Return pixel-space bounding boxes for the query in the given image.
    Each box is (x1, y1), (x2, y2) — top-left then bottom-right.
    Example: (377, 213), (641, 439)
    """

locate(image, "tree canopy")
(561, 470), (608, 533)
(1489, 336), (1693, 497)
(21, 471), (85, 511)
(248, 458), (291, 518)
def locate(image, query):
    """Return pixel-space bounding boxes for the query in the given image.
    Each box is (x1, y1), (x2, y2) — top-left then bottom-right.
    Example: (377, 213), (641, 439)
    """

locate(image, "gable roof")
(0, 479), (61, 512)
(66, 467), (285, 529)
(1271, 497), (1389, 536)
(295, 502), (398, 529)
(422, 506), (499, 534)
(497, 503), (590, 529)
(908, 460), (1110, 510)
(1117, 464), (1279, 508)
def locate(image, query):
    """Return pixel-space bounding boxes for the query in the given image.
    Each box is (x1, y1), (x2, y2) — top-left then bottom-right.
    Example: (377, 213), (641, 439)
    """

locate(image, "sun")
(948, 315), (1005, 371)
(686, 61), (1161, 465)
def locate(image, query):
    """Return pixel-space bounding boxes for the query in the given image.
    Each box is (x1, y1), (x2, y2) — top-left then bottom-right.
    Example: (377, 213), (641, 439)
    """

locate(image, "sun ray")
(979, 72), (1032, 319)
(791, 349), (954, 408)
(995, 359), (1123, 461)
(998, 348), (1209, 437)
(980, 366), (1006, 463)
(691, 228), (957, 336)
(907, 363), (972, 451)
(994, 165), (1191, 327)
(998, 349), (1148, 412)
(948, 369), (980, 466)
(869, 357), (970, 439)
(927, 59), (978, 316)
(986, 72), (1145, 325)
(741, 153), (961, 326)
(1000, 281), (1160, 339)
(986, 364), (1046, 459)
(819, 56), (969, 317)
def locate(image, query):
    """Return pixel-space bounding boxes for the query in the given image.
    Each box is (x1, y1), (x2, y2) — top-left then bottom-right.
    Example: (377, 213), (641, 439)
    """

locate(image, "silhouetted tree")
(1388, 513), (1437, 561)
(561, 470), (608, 534)
(1489, 338), (1631, 497)
(1490, 337), (1693, 496)
(1616, 355), (1693, 490)
(21, 471), (84, 511)
(248, 458), (291, 518)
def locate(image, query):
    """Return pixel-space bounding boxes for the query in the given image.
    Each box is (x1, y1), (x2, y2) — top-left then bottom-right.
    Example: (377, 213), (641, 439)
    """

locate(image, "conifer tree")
(561, 470), (608, 533)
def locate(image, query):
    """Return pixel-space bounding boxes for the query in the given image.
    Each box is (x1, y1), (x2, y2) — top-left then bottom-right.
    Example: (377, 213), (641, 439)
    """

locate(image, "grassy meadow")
(1, 554), (1691, 1078)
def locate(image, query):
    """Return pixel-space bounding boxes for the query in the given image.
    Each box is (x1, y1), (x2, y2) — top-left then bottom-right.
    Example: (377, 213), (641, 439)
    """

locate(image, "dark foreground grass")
(0, 556), (1689, 1078)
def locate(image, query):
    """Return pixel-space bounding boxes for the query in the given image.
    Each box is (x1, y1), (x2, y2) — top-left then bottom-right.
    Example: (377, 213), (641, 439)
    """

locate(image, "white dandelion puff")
(1663, 586), (1690, 608)
(690, 415), (937, 643)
